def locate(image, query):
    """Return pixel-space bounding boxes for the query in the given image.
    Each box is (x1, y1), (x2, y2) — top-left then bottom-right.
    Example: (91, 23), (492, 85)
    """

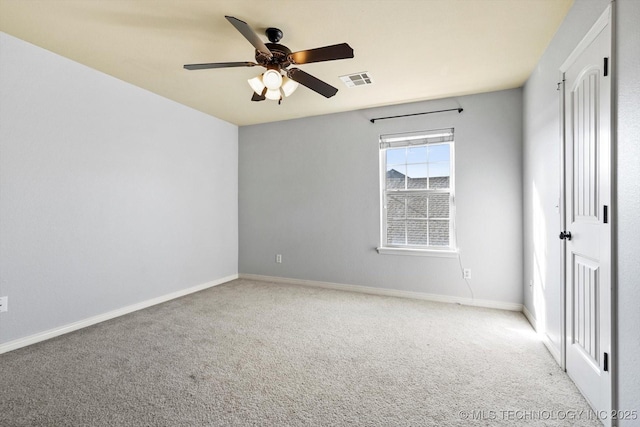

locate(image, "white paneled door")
(561, 7), (612, 423)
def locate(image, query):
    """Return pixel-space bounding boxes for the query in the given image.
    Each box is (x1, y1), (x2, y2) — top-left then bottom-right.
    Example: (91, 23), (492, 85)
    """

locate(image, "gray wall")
(239, 89), (523, 304)
(615, 0), (640, 423)
(0, 33), (238, 344)
(522, 0), (609, 354)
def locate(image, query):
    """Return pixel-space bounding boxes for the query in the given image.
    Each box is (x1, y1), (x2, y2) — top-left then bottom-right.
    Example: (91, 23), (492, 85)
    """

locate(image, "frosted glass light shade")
(262, 69), (283, 90)
(281, 76), (299, 97)
(264, 89), (281, 100)
(248, 76), (265, 95)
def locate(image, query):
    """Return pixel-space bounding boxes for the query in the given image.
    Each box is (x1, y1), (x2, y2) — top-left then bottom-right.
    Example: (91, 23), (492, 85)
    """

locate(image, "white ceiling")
(0, 0), (573, 126)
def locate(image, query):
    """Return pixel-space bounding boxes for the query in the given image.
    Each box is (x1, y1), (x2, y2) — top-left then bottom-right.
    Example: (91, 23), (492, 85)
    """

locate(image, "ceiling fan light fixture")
(281, 76), (299, 97)
(262, 69), (283, 90)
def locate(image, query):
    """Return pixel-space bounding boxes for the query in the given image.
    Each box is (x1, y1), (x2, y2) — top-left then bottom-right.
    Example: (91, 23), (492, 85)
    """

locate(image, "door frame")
(558, 3), (617, 421)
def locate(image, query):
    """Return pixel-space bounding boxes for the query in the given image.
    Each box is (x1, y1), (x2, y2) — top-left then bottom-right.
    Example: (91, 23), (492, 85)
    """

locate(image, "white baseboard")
(522, 305), (562, 365)
(239, 274), (523, 312)
(0, 274), (238, 354)
(542, 334), (562, 366)
(523, 305), (538, 330)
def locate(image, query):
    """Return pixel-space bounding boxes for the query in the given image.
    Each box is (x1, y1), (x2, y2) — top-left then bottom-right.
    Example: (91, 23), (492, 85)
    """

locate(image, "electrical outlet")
(276, 254), (282, 264)
(463, 269), (471, 280)
(0, 296), (7, 313)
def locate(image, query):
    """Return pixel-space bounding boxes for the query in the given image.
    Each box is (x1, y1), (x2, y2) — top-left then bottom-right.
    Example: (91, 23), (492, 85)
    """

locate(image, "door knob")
(559, 231), (572, 240)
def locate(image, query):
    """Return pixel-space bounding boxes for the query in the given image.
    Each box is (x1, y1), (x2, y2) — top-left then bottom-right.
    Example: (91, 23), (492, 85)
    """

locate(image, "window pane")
(386, 195), (405, 219)
(386, 165), (406, 189)
(407, 220), (429, 245)
(428, 144), (450, 162)
(429, 162), (450, 189)
(429, 220), (450, 246)
(406, 194), (428, 218)
(429, 176), (450, 189)
(386, 148), (406, 165)
(428, 193), (450, 218)
(406, 164), (428, 189)
(429, 162), (450, 177)
(406, 146), (427, 164)
(387, 221), (406, 245)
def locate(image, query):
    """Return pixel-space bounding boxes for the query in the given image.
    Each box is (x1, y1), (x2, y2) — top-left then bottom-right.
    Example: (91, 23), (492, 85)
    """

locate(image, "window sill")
(376, 247), (459, 258)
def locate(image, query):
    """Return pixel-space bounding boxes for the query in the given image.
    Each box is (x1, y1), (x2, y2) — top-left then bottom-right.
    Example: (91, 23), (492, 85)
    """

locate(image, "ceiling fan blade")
(184, 62), (258, 70)
(288, 68), (338, 98)
(225, 16), (273, 59)
(289, 43), (354, 65)
(251, 87), (267, 102)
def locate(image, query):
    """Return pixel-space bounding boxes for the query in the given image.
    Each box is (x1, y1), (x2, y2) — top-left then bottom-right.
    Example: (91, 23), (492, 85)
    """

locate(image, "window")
(379, 128), (456, 254)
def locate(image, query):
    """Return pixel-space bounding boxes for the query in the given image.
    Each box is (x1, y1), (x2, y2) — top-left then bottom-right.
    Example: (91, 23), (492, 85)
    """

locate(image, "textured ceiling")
(0, 0), (573, 126)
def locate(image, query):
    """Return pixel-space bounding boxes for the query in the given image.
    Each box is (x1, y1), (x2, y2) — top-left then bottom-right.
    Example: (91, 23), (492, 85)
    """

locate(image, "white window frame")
(377, 128), (457, 257)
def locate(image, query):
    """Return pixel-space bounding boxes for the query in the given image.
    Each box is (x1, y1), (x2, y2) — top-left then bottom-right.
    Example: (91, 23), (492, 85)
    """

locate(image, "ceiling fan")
(184, 16), (354, 103)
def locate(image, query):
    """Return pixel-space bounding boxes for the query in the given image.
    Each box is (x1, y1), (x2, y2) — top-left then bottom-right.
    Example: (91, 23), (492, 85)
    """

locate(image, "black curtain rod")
(369, 108), (463, 123)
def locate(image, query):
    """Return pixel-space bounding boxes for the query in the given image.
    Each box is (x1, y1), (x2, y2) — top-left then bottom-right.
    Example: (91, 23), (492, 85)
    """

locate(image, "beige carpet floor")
(0, 279), (601, 426)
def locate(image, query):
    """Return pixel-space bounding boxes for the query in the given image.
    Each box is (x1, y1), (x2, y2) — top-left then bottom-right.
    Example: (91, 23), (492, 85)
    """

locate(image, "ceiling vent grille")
(340, 72), (373, 88)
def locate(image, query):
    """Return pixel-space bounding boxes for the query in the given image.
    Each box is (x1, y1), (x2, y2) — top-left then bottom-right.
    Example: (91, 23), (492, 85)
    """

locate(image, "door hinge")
(604, 205), (608, 223)
(604, 352), (609, 372)
(604, 57), (609, 77)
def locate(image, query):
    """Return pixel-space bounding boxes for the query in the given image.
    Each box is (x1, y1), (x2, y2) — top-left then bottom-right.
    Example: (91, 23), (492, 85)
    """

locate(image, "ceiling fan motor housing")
(257, 43), (292, 69)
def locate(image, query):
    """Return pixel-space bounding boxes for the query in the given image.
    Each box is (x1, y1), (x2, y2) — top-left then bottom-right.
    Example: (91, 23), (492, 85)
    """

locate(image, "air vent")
(340, 72), (373, 88)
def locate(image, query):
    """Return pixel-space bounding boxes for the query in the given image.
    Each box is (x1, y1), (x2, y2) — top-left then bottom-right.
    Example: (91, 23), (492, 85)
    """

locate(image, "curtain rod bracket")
(370, 108), (463, 123)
